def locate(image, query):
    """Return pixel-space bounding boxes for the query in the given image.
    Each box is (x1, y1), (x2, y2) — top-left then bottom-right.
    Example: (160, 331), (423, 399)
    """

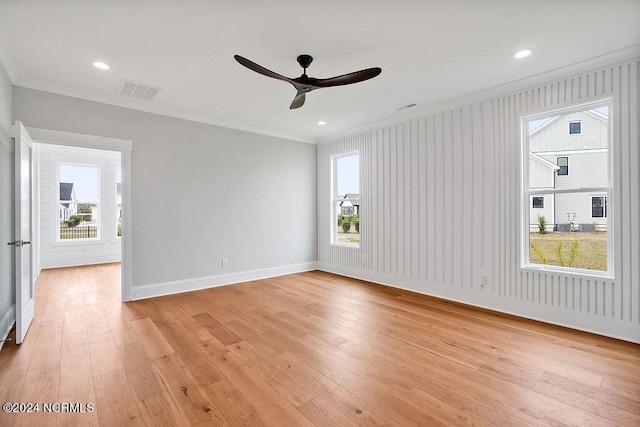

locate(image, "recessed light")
(514, 49), (533, 59)
(317, 121), (327, 126)
(93, 61), (110, 70)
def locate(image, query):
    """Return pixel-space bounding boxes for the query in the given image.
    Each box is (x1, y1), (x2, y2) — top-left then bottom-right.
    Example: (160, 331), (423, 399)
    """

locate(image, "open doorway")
(28, 127), (132, 302)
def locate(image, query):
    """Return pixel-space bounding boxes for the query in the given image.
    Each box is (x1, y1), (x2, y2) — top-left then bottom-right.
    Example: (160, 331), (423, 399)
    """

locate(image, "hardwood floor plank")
(14, 377), (58, 427)
(58, 353), (99, 426)
(297, 396), (360, 427)
(217, 363), (314, 426)
(100, 299), (139, 346)
(151, 353), (216, 425)
(193, 312), (243, 346)
(201, 379), (268, 426)
(84, 303), (113, 344)
(93, 369), (144, 426)
(60, 327), (89, 360)
(136, 391), (192, 427)
(89, 338), (123, 376)
(130, 318), (175, 359)
(118, 341), (166, 400)
(4, 264), (638, 426)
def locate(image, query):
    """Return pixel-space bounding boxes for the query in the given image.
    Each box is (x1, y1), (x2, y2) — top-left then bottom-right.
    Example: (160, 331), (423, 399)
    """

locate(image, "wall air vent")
(117, 80), (161, 101)
(396, 103), (417, 111)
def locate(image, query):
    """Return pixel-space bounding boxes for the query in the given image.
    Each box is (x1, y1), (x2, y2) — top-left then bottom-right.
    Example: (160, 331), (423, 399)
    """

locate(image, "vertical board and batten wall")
(317, 57), (640, 343)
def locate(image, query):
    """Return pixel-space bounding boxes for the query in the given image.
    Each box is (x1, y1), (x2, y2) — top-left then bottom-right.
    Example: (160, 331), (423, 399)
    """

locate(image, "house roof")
(529, 153), (560, 170)
(60, 182), (74, 201)
(340, 193), (360, 206)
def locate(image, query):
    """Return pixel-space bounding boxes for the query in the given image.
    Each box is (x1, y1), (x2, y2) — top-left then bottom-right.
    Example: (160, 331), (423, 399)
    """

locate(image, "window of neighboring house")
(58, 163), (100, 240)
(332, 151), (360, 247)
(569, 121), (582, 134)
(116, 167), (122, 238)
(557, 156), (569, 176)
(532, 197), (544, 208)
(592, 196), (607, 218)
(523, 101), (611, 274)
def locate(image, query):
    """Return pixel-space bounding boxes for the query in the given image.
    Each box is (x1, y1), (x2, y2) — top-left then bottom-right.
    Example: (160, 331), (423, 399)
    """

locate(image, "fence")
(60, 225), (98, 239)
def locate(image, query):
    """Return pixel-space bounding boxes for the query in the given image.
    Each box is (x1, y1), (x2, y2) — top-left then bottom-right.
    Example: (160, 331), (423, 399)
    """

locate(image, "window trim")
(331, 150), (360, 248)
(521, 98), (613, 278)
(568, 121), (582, 135)
(591, 195), (607, 218)
(557, 156), (569, 176)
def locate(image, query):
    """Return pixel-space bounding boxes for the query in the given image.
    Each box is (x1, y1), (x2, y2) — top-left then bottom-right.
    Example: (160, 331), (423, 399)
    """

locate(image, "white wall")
(317, 56), (640, 343)
(0, 60), (13, 347)
(38, 144), (121, 268)
(13, 87), (317, 299)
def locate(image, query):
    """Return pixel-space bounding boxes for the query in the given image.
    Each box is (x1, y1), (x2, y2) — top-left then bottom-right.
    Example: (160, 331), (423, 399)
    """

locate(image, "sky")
(59, 164), (98, 202)
(336, 154), (359, 196)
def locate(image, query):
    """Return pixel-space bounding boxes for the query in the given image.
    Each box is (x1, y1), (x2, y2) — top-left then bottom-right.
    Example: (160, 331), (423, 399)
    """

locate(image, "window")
(569, 121), (582, 134)
(116, 167), (122, 237)
(59, 163), (99, 240)
(592, 196), (607, 218)
(557, 156), (568, 176)
(332, 152), (360, 246)
(532, 197), (544, 208)
(523, 101), (611, 274)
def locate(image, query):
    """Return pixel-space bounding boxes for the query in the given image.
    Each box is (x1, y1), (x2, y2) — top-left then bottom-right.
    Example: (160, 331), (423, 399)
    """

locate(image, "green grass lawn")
(530, 232), (607, 271)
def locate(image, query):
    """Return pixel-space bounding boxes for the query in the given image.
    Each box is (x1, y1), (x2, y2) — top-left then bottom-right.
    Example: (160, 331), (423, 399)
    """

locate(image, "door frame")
(27, 127), (133, 301)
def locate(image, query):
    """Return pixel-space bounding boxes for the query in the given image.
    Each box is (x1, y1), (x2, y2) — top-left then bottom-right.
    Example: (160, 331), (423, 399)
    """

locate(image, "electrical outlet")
(481, 272), (488, 288)
(222, 258), (229, 267)
(362, 254), (368, 267)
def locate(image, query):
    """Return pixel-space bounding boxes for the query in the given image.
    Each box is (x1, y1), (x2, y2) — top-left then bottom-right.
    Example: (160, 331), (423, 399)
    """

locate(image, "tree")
(78, 203), (92, 214)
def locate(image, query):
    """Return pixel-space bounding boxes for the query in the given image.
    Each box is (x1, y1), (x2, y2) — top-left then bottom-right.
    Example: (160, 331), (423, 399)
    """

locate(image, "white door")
(12, 122), (34, 344)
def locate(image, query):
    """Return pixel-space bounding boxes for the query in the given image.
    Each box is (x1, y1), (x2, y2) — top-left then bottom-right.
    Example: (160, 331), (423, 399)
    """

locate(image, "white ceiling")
(0, 1), (638, 143)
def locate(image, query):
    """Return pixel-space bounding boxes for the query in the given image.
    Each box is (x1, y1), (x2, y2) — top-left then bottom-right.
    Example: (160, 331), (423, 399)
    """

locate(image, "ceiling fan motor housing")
(297, 54), (313, 70)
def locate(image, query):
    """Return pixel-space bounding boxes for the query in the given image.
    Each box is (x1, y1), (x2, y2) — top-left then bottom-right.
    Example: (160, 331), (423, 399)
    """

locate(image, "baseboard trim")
(41, 256), (121, 270)
(0, 306), (15, 351)
(131, 261), (319, 301)
(317, 262), (640, 344)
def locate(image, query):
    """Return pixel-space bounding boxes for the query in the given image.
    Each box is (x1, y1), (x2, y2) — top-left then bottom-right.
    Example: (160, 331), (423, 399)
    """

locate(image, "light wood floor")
(1, 264), (639, 426)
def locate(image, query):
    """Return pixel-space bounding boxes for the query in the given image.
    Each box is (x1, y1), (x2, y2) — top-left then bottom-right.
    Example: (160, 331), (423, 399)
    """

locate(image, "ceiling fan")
(234, 54), (382, 109)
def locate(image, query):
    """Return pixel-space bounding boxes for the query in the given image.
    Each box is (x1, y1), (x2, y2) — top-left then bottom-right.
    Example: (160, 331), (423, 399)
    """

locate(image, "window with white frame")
(332, 152), (360, 246)
(116, 167), (122, 237)
(591, 196), (607, 218)
(557, 156), (569, 176)
(523, 101), (611, 274)
(58, 163), (100, 240)
(569, 121), (582, 134)
(532, 196), (544, 208)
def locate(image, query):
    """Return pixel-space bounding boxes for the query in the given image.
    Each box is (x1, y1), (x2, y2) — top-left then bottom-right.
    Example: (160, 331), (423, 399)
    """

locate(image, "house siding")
(318, 57), (640, 343)
(542, 151), (609, 227)
(530, 111), (608, 152)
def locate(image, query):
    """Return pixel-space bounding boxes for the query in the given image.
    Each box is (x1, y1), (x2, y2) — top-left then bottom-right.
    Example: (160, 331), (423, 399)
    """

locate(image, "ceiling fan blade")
(290, 92), (306, 109)
(234, 55), (294, 84)
(307, 67), (382, 88)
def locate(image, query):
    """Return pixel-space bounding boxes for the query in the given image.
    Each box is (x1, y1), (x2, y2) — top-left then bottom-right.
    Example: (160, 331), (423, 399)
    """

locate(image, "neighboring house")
(59, 182), (77, 222)
(339, 193), (360, 216)
(529, 110), (608, 231)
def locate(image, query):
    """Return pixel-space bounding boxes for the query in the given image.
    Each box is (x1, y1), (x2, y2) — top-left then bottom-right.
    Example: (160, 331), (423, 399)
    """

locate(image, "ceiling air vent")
(117, 80), (161, 101)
